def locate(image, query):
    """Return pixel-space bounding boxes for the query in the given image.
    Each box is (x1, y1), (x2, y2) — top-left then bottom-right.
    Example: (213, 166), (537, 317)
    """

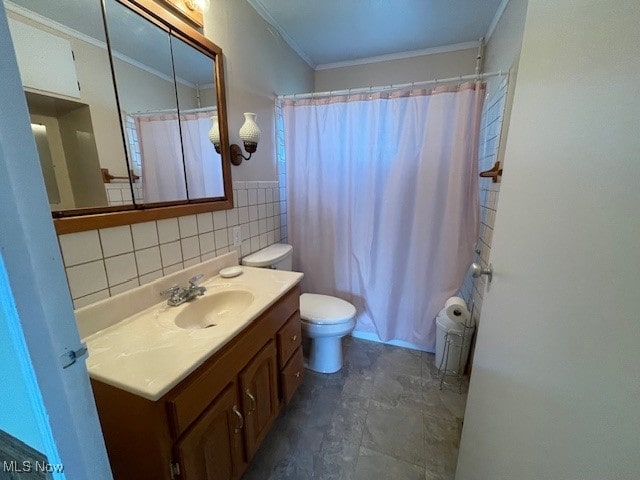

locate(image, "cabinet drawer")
(277, 312), (301, 368)
(280, 347), (304, 405)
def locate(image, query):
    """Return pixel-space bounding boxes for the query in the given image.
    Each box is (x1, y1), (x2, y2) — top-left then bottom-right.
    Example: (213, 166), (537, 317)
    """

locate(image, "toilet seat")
(300, 293), (356, 325)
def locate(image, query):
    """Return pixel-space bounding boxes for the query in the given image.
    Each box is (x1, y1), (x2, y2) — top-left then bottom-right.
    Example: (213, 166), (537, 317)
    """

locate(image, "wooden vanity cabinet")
(174, 383), (244, 480)
(239, 340), (279, 459)
(91, 285), (301, 480)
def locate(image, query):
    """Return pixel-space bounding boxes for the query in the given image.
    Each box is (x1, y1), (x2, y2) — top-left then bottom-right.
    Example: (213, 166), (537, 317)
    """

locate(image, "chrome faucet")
(161, 274), (206, 306)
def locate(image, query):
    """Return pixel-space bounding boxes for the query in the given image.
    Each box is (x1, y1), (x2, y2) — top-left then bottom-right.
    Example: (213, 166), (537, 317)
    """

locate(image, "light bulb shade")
(208, 115), (221, 153)
(239, 112), (260, 153)
(185, 0), (210, 12)
(194, 0), (210, 11)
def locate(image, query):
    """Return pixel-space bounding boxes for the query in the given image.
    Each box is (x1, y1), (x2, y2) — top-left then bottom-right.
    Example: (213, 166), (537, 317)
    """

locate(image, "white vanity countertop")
(84, 266), (303, 401)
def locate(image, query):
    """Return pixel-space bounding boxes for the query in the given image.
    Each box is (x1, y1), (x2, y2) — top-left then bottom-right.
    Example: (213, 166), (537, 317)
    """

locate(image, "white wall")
(314, 48), (478, 92)
(204, 0), (314, 181)
(483, 0), (529, 73)
(113, 58), (198, 114)
(456, 1), (640, 478)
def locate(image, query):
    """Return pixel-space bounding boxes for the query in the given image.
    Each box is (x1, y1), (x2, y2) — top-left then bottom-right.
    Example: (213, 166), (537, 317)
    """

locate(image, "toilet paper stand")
(436, 302), (475, 394)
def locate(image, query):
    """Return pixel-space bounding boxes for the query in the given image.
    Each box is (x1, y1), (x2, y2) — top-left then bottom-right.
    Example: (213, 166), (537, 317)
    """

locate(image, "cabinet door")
(240, 340), (279, 459)
(174, 383), (245, 480)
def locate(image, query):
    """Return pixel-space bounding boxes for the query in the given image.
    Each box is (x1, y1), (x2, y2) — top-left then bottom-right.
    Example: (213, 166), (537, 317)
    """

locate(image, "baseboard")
(350, 330), (435, 354)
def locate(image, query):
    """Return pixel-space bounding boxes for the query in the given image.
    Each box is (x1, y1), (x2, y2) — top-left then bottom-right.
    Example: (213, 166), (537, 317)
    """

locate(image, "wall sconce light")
(209, 113), (261, 166)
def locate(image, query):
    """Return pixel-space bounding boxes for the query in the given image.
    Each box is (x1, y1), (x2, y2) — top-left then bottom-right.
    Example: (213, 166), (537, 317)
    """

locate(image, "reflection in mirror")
(4, 0), (132, 211)
(104, 0), (188, 205)
(171, 35), (224, 199)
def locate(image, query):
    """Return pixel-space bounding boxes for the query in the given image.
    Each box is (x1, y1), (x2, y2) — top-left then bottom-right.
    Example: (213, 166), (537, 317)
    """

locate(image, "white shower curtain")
(136, 111), (222, 202)
(136, 113), (187, 203)
(282, 83), (484, 350)
(180, 112), (224, 199)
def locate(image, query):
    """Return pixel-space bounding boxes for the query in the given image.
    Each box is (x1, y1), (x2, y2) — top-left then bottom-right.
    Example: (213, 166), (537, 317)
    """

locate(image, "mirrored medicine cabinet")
(5, 0), (232, 234)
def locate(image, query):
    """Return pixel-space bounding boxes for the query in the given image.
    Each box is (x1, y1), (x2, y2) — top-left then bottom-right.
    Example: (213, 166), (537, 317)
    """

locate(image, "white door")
(0, 5), (112, 479)
(456, 2), (640, 479)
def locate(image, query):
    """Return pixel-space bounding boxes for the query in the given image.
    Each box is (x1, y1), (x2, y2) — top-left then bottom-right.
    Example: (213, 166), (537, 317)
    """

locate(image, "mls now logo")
(3, 460), (65, 473)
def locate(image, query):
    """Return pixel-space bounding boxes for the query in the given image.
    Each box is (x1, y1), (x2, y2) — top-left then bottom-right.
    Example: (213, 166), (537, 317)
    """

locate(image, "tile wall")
(104, 181), (143, 207)
(59, 181), (287, 309)
(459, 78), (509, 324)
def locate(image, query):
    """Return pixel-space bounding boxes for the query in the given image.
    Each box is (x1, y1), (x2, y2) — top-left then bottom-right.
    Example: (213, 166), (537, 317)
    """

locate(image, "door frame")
(0, 4), (112, 479)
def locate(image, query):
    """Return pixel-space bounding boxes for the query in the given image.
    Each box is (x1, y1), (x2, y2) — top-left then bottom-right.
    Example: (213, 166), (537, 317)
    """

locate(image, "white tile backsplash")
(199, 232), (216, 254)
(110, 278), (140, 296)
(213, 210), (227, 230)
(226, 208), (239, 226)
(105, 253), (138, 286)
(61, 180), (287, 307)
(157, 218), (180, 243)
(214, 229), (228, 248)
(59, 230), (102, 267)
(196, 212), (213, 233)
(160, 241), (182, 267)
(178, 215), (198, 237)
(181, 236), (200, 260)
(99, 225), (134, 258)
(66, 261), (108, 299)
(131, 221), (159, 250)
(135, 246), (162, 275)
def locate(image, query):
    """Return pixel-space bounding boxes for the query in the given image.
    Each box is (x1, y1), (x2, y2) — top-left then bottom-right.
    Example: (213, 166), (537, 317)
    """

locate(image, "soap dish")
(219, 266), (243, 278)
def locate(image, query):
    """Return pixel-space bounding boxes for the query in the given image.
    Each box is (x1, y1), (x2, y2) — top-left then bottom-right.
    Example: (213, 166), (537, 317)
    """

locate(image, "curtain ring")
(368, 85), (373, 99)
(347, 87), (352, 101)
(410, 81), (415, 95)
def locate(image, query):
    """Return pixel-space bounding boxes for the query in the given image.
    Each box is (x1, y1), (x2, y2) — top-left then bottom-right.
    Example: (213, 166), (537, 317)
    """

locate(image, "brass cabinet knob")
(294, 371), (300, 378)
(291, 335), (297, 342)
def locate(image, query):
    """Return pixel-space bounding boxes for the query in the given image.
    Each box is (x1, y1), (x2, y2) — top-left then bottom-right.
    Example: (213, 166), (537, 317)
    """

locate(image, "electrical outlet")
(233, 226), (242, 246)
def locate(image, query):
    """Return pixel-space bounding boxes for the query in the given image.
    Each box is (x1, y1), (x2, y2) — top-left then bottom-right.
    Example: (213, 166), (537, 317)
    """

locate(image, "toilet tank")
(241, 243), (293, 270)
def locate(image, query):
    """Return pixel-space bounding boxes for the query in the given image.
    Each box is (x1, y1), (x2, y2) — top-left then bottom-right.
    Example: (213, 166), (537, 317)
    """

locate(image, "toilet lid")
(300, 293), (356, 325)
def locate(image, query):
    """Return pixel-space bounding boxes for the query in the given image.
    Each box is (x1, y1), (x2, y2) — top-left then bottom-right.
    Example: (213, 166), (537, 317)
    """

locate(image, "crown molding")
(5, 1), (195, 88)
(315, 41), (480, 71)
(5, 1), (105, 49)
(246, 0), (316, 69)
(485, 0), (511, 40)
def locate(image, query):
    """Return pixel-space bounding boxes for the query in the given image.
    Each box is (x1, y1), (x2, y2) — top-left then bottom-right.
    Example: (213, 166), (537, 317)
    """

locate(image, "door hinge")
(170, 461), (181, 479)
(77, 81), (81, 92)
(60, 343), (87, 369)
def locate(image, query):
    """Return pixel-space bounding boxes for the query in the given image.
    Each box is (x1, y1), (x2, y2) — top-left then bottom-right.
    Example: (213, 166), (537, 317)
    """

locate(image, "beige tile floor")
(242, 336), (468, 480)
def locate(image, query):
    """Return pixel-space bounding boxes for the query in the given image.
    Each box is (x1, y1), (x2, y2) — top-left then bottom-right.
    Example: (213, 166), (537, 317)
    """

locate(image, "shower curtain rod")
(277, 70), (508, 101)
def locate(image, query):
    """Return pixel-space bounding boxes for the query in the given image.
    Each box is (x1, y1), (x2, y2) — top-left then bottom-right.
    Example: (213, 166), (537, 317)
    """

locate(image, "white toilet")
(242, 244), (356, 373)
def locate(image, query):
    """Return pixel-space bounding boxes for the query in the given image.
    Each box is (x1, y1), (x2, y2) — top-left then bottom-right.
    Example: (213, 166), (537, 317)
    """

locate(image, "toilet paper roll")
(444, 296), (470, 324)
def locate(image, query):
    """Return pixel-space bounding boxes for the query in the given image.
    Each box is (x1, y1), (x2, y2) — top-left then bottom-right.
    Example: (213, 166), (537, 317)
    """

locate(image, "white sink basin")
(174, 290), (255, 330)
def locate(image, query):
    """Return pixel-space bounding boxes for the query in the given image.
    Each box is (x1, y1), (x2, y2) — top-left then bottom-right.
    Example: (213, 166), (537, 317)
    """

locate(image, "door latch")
(60, 343), (88, 369)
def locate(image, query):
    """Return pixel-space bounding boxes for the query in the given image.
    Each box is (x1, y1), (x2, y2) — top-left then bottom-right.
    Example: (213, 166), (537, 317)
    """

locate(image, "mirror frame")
(53, 0), (232, 235)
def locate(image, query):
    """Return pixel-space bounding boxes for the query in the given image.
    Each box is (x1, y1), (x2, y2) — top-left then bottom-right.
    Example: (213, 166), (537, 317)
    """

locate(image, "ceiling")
(247, 0), (506, 68)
